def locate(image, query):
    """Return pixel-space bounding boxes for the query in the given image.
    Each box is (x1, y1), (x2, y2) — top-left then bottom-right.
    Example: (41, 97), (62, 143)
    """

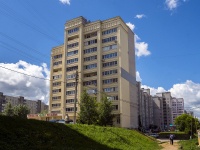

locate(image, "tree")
(98, 94), (113, 126)
(3, 102), (14, 116)
(174, 114), (199, 134)
(78, 89), (98, 125)
(13, 104), (30, 119)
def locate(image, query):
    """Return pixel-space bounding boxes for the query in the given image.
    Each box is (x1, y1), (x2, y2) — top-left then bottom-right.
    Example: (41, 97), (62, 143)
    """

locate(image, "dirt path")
(160, 141), (179, 150)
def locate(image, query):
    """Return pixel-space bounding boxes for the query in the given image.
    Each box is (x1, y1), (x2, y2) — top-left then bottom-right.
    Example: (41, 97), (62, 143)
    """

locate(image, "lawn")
(0, 116), (161, 150)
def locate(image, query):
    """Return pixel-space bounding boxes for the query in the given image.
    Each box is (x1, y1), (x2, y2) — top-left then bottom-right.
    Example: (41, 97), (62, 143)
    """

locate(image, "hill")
(0, 116), (161, 150)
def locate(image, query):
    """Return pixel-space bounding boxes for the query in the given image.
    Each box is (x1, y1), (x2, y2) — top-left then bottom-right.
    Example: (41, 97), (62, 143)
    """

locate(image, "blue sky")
(0, 0), (200, 116)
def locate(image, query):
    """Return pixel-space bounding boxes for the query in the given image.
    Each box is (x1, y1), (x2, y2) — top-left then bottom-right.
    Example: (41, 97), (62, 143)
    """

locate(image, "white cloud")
(126, 22), (151, 57)
(0, 60), (50, 104)
(135, 14), (146, 19)
(126, 22), (135, 31)
(136, 71), (142, 82)
(141, 85), (166, 96)
(165, 0), (178, 10)
(59, 0), (70, 5)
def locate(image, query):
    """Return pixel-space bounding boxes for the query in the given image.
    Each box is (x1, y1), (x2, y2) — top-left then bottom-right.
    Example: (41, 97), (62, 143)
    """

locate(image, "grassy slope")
(179, 138), (200, 150)
(0, 116), (161, 150)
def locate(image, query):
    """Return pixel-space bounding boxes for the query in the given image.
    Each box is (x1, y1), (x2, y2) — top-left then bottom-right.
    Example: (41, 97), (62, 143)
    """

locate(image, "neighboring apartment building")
(0, 92), (48, 114)
(136, 82), (153, 130)
(49, 16), (138, 128)
(152, 92), (184, 130)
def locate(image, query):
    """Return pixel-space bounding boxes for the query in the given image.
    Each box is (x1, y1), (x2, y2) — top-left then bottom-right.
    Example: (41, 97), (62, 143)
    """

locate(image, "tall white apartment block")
(49, 16), (138, 128)
(172, 98), (184, 123)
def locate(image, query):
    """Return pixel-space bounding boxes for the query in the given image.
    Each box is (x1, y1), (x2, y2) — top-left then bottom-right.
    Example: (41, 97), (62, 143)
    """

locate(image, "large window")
(102, 61), (117, 68)
(52, 96), (61, 101)
(84, 39), (97, 46)
(85, 32), (97, 39)
(66, 90), (75, 95)
(83, 80), (97, 86)
(67, 58), (78, 64)
(84, 55), (97, 62)
(68, 27), (79, 34)
(103, 87), (118, 93)
(52, 103), (61, 107)
(52, 89), (61, 93)
(107, 96), (118, 101)
(102, 28), (117, 35)
(103, 44), (117, 51)
(102, 52), (117, 59)
(102, 69), (117, 76)
(66, 107), (77, 112)
(67, 50), (78, 56)
(67, 74), (76, 80)
(103, 78), (118, 84)
(53, 82), (61, 87)
(66, 82), (76, 87)
(53, 54), (62, 59)
(112, 105), (118, 110)
(84, 63), (97, 70)
(84, 47), (97, 54)
(102, 36), (117, 43)
(67, 42), (78, 49)
(53, 61), (62, 66)
(66, 99), (76, 103)
(53, 75), (62, 80)
(66, 66), (78, 72)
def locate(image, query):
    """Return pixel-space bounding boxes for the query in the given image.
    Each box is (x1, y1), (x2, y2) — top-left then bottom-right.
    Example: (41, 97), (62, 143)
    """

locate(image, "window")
(84, 39), (97, 46)
(103, 78), (118, 84)
(52, 96), (61, 101)
(68, 27), (79, 34)
(66, 82), (76, 87)
(103, 44), (117, 51)
(84, 72), (97, 78)
(112, 105), (118, 110)
(52, 103), (61, 107)
(83, 80), (97, 86)
(103, 87), (118, 92)
(102, 52), (117, 59)
(102, 61), (117, 67)
(84, 63), (97, 70)
(66, 66), (78, 72)
(53, 61), (62, 66)
(67, 74), (76, 79)
(66, 107), (77, 112)
(52, 89), (61, 93)
(53, 54), (62, 59)
(102, 36), (117, 43)
(66, 90), (76, 95)
(67, 50), (78, 56)
(67, 58), (78, 64)
(53, 82), (61, 87)
(87, 89), (97, 94)
(117, 116), (120, 124)
(66, 99), (76, 103)
(102, 69), (117, 76)
(67, 42), (78, 49)
(84, 55), (97, 62)
(53, 75), (62, 80)
(85, 32), (97, 39)
(102, 28), (117, 35)
(107, 96), (118, 101)
(84, 47), (97, 54)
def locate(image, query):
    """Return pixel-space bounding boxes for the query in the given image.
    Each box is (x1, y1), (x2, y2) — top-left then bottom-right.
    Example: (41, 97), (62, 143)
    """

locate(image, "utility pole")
(74, 70), (78, 124)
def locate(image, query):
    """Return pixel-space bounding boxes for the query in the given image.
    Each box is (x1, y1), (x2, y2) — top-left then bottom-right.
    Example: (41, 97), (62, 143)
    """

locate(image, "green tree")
(78, 89), (98, 125)
(13, 104), (30, 119)
(174, 114), (199, 134)
(3, 102), (14, 116)
(98, 94), (113, 126)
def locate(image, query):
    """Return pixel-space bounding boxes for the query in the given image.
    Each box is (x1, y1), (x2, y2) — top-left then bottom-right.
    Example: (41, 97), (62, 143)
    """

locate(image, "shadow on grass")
(0, 116), (119, 150)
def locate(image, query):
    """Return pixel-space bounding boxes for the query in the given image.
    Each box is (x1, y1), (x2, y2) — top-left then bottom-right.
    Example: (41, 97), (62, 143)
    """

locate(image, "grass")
(179, 137), (200, 150)
(0, 116), (161, 150)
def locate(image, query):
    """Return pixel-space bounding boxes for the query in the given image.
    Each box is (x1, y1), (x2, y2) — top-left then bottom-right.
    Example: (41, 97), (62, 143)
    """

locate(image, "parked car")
(149, 133), (159, 138)
(57, 119), (66, 124)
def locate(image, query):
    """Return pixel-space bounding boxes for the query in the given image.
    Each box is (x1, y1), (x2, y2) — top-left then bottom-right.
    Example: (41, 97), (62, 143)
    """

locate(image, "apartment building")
(172, 98), (184, 123)
(136, 82), (154, 130)
(0, 92), (48, 114)
(49, 16), (138, 128)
